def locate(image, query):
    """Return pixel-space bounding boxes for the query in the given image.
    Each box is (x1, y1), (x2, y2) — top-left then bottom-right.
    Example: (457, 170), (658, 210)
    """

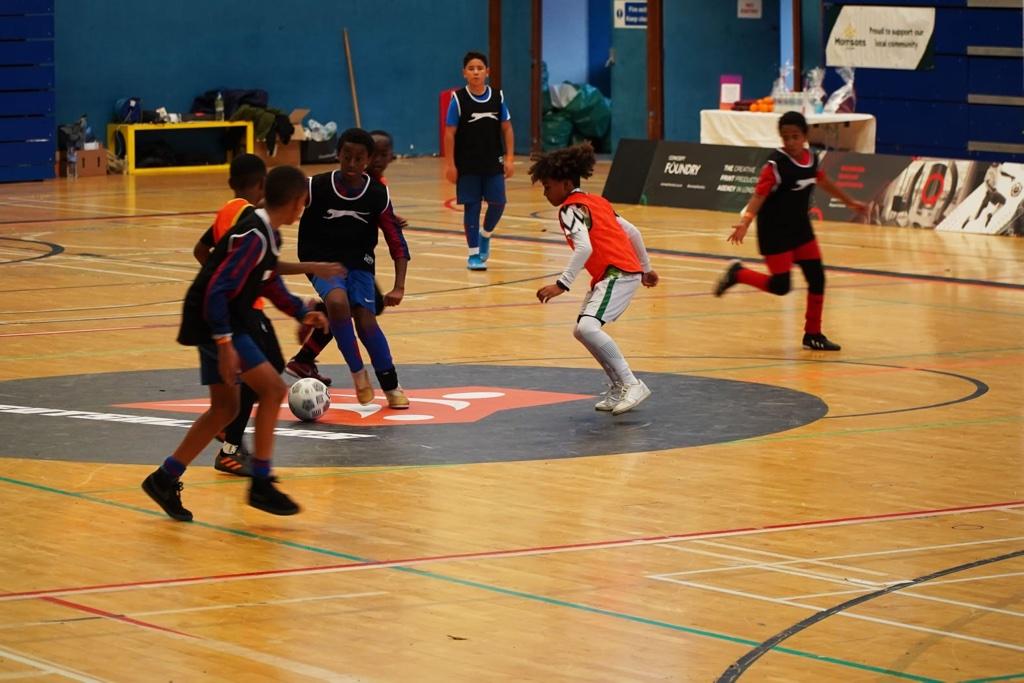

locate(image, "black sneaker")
(713, 260), (743, 297)
(803, 333), (842, 351)
(141, 469), (193, 522)
(214, 448), (253, 477)
(248, 477), (300, 516)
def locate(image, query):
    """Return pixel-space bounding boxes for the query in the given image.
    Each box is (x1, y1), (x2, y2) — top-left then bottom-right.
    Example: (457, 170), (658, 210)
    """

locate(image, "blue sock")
(463, 201), (482, 251)
(358, 323), (394, 371)
(161, 456), (186, 479)
(251, 458), (271, 479)
(482, 202), (504, 238)
(330, 317), (364, 372)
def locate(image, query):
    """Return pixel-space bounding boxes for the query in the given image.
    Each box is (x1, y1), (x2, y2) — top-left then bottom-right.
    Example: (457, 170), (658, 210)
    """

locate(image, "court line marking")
(41, 597), (358, 682)
(0, 644), (106, 682)
(0, 591), (389, 631)
(651, 574), (1024, 654)
(653, 542), (1024, 619)
(712, 548), (1024, 682)
(0, 479), (1019, 602)
(787, 571), (1024, 600)
(1, 476), (1018, 680)
(655, 535), (1024, 577)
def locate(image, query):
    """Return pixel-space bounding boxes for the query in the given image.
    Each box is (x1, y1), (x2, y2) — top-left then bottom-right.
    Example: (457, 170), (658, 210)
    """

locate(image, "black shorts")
(244, 309), (285, 373)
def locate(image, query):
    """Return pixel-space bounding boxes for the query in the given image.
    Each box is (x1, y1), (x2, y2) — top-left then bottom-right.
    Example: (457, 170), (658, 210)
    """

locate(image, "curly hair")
(528, 142), (596, 186)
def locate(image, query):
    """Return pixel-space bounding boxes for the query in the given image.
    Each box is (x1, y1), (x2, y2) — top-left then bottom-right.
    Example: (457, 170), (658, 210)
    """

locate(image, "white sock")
(574, 317), (637, 386)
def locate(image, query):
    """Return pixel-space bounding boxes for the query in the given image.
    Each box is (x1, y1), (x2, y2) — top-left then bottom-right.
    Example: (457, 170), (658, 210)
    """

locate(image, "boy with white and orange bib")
(530, 143), (658, 415)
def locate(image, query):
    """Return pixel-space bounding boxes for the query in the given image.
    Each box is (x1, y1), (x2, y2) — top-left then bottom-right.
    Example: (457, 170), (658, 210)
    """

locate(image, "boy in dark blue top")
(443, 51), (514, 271)
(298, 128), (411, 408)
(142, 165), (329, 522)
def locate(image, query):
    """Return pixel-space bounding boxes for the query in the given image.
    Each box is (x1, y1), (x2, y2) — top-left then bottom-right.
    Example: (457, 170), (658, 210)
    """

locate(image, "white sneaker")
(594, 383), (624, 411)
(611, 380), (651, 415)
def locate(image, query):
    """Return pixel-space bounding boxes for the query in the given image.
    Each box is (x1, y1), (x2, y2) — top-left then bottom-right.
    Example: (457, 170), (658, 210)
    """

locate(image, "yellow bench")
(106, 121), (254, 175)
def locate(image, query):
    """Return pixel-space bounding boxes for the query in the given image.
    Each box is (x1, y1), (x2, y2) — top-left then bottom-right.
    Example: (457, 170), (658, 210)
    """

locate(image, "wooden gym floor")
(0, 156), (1021, 682)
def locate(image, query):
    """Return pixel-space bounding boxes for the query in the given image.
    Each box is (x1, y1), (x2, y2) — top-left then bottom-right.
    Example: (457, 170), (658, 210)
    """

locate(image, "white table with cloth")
(700, 110), (877, 153)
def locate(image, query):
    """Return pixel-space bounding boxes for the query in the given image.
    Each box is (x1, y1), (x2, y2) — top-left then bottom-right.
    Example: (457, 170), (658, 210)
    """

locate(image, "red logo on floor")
(117, 386), (590, 427)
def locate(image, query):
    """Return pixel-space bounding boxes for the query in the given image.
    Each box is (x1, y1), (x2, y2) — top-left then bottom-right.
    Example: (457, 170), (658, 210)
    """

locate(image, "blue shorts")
(310, 269), (379, 313)
(198, 333), (268, 385)
(457, 173), (506, 205)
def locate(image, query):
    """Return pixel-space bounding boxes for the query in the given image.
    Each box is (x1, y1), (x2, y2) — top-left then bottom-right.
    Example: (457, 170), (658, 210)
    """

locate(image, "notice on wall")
(738, 0), (762, 20)
(826, 5), (935, 70)
(614, 0), (647, 29)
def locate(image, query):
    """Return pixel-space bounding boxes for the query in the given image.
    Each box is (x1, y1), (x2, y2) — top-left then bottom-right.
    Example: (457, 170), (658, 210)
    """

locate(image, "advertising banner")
(611, 139), (1021, 237)
(825, 5), (935, 70)
(641, 141), (771, 213)
(936, 163), (1024, 236)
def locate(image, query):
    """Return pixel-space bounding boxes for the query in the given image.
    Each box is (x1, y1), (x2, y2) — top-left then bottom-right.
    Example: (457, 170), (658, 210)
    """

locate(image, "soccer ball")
(288, 378), (331, 422)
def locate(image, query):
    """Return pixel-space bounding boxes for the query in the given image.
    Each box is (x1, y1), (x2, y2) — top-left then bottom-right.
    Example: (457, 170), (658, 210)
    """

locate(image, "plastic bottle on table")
(215, 92), (225, 121)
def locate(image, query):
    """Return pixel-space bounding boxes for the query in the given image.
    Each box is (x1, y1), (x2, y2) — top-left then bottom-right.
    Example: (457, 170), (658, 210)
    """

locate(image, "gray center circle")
(0, 365), (827, 466)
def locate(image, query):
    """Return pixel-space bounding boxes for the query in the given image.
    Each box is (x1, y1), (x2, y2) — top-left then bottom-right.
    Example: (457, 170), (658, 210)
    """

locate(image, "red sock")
(736, 267), (771, 292)
(805, 293), (824, 334)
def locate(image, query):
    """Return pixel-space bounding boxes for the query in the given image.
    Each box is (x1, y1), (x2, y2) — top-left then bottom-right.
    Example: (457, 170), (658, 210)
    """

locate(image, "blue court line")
(0, 473), (942, 681)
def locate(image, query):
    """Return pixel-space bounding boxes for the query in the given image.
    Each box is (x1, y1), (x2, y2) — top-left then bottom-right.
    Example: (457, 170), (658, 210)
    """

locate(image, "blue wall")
(54, 0), (504, 156)
(610, 17), (647, 147)
(611, 1), (781, 147)
(663, 1), (780, 142)
(823, 0), (1023, 160)
(543, 0), (589, 85)
(501, 0), (533, 155)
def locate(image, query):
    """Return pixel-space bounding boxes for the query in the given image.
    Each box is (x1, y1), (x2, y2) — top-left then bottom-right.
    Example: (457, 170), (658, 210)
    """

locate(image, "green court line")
(0, 473), (941, 681)
(960, 674), (1024, 682)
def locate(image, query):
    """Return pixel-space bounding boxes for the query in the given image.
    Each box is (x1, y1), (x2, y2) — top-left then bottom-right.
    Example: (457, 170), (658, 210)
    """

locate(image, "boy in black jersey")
(443, 51), (515, 271)
(286, 130), (405, 388)
(713, 112), (866, 351)
(192, 154), (341, 478)
(297, 128), (411, 408)
(141, 166), (330, 522)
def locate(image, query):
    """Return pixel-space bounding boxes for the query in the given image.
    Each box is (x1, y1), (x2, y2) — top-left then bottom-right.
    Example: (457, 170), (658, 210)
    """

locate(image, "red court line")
(3, 498), (1021, 602)
(42, 596), (195, 638)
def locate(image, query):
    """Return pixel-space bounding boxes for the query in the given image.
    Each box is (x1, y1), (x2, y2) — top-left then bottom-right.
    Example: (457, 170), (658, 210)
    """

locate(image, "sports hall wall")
(54, 0), (532, 156)
(823, 0), (1024, 161)
(611, 1), (782, 147)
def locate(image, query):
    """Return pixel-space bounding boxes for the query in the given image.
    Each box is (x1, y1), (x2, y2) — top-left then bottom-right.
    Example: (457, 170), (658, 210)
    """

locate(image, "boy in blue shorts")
(443, 51), (515, 271)
(142, 166), (330, 521)
(286, 130), (407, 389)
(193, 153), (341, 477)
(297, 128), (411, 408)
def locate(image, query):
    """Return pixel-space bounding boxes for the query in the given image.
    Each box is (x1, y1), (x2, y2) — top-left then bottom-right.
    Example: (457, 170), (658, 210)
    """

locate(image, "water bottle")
(215, 92), (225, 121)
(78, 114), (92, 143)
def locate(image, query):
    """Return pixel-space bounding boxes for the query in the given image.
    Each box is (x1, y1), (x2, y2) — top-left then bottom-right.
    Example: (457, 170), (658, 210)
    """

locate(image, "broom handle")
(342, 28), (361, 128)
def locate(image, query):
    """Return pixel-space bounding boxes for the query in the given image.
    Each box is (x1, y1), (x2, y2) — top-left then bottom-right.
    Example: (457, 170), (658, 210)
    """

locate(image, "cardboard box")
(57, 148), (107, 177)
(253, 140), (300, 168)
(252, 109), (308, 167)
(301, 135), (338, 164)
(289, 108), (309, 141)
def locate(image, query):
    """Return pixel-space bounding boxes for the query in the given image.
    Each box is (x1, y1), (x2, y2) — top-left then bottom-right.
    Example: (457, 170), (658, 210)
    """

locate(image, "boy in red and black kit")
(714, 111), (866, 351)
(142, 166), (331, 521)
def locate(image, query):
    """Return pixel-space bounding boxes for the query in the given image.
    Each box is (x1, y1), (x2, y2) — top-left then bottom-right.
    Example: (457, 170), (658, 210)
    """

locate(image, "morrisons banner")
(825, 5), (935, 70)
